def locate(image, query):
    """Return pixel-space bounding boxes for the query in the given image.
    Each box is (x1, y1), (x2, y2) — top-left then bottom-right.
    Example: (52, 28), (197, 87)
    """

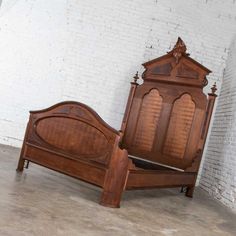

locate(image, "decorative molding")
(151, 63), (172, 76)
(176, 63), (199, 79)
(169, 37), (188, 63)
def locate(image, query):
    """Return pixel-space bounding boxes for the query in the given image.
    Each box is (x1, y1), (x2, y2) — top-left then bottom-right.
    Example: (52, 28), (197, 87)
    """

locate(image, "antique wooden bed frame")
(17, 38), (217, 208)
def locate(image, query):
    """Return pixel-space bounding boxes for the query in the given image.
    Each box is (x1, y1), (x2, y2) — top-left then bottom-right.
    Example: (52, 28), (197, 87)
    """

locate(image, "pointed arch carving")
(163, 94), (195, 159)
(133, 89), (163, 151)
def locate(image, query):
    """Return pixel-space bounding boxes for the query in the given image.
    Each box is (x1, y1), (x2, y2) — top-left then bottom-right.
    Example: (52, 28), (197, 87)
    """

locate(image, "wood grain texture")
(17, 38), (217, 208)
(36, 117), (109, 158)
(133, 89), (162, 151)
(163, 94), (195, 159)
(17, 102), (127, 207)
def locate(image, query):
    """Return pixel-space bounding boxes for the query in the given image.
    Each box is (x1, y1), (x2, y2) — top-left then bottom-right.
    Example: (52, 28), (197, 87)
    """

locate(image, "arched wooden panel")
(163, 94), (195, 159)
(36, 117), (109, 158)
(133, 89), (163, 151)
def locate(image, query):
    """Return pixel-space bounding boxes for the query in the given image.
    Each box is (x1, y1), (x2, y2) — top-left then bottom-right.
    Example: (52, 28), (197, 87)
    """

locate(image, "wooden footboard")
(17, 101), (129, 207)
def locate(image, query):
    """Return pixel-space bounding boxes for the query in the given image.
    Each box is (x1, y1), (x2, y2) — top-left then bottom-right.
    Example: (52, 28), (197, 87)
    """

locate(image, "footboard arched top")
(25, 102), (120, 165)
(29, 101), (119, 135)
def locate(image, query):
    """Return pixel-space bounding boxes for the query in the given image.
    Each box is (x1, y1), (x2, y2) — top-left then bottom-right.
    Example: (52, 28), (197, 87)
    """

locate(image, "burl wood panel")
(177, 63), (199, 79)
(133, 89), (162, 151)
(36, 117), (109, 158)
(163, 94), (195, 159)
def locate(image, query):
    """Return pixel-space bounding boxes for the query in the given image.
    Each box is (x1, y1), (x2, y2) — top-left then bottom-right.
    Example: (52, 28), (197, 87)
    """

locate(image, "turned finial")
(133, 71), (139, 83)
(211, 82), (217, 95)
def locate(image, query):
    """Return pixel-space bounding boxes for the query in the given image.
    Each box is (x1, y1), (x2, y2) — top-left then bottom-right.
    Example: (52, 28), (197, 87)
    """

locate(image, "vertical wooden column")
(120, 72), (139, 134)
(100, 135), (129, 208)
(185, 83), (218, 197)
(200, 82), (218, 147)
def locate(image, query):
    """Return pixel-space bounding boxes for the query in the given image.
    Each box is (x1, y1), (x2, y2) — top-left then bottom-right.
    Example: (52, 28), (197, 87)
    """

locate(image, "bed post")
(16, 115), (32, 172)
(202, 82), (218, 141)
(100, 135), (129, 208)
(185, 83), (218, 197)
(120, 72), (139, 134)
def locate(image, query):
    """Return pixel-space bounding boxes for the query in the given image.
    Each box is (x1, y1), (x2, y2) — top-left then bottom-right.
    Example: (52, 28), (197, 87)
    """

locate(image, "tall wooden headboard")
(17, 37), (218, 207)
(121, 37), (217, 170)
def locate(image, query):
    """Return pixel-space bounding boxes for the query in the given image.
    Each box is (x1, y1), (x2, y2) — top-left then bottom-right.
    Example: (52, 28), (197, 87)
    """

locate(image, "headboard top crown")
(141, 37), (211, 88)
(168, 37), (188, 63)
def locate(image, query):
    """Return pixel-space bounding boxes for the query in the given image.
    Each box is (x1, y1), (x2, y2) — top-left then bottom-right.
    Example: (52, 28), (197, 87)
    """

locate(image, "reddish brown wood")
(133, 89), (163, 151)
(121, 37), (217, 200)
(123, 37), (213, 170)
(17, 38), (217, 207)
(100, 136), (129, 208)
(16, 101), (127, 207)
(120, 72), (139, 134)
(126, 170), (196, 189)
(163, 94), (195, 159)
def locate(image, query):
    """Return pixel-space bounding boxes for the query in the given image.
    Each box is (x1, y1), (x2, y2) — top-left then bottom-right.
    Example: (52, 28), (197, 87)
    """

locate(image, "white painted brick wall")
(0, 0), (236, 210)
(199, 36), (236, 212)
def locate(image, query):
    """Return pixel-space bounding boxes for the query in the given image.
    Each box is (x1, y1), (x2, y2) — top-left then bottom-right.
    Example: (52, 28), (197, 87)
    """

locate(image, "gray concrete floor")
(0, 144), (235, 236)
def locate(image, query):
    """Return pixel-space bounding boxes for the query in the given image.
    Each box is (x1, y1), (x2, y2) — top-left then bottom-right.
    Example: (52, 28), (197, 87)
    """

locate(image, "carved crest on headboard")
(169, 37), (188, 63)
(142, 37), (211, 88)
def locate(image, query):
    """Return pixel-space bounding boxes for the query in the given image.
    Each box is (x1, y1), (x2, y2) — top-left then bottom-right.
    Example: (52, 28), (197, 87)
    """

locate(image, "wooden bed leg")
(16, 157), (25, 172)
(100, 145), (129, 208)
(100, 189), (124, 208)
(16, 142), (27, 172)
(16, 122), (29, 172)
(185, 186), (195, 198)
